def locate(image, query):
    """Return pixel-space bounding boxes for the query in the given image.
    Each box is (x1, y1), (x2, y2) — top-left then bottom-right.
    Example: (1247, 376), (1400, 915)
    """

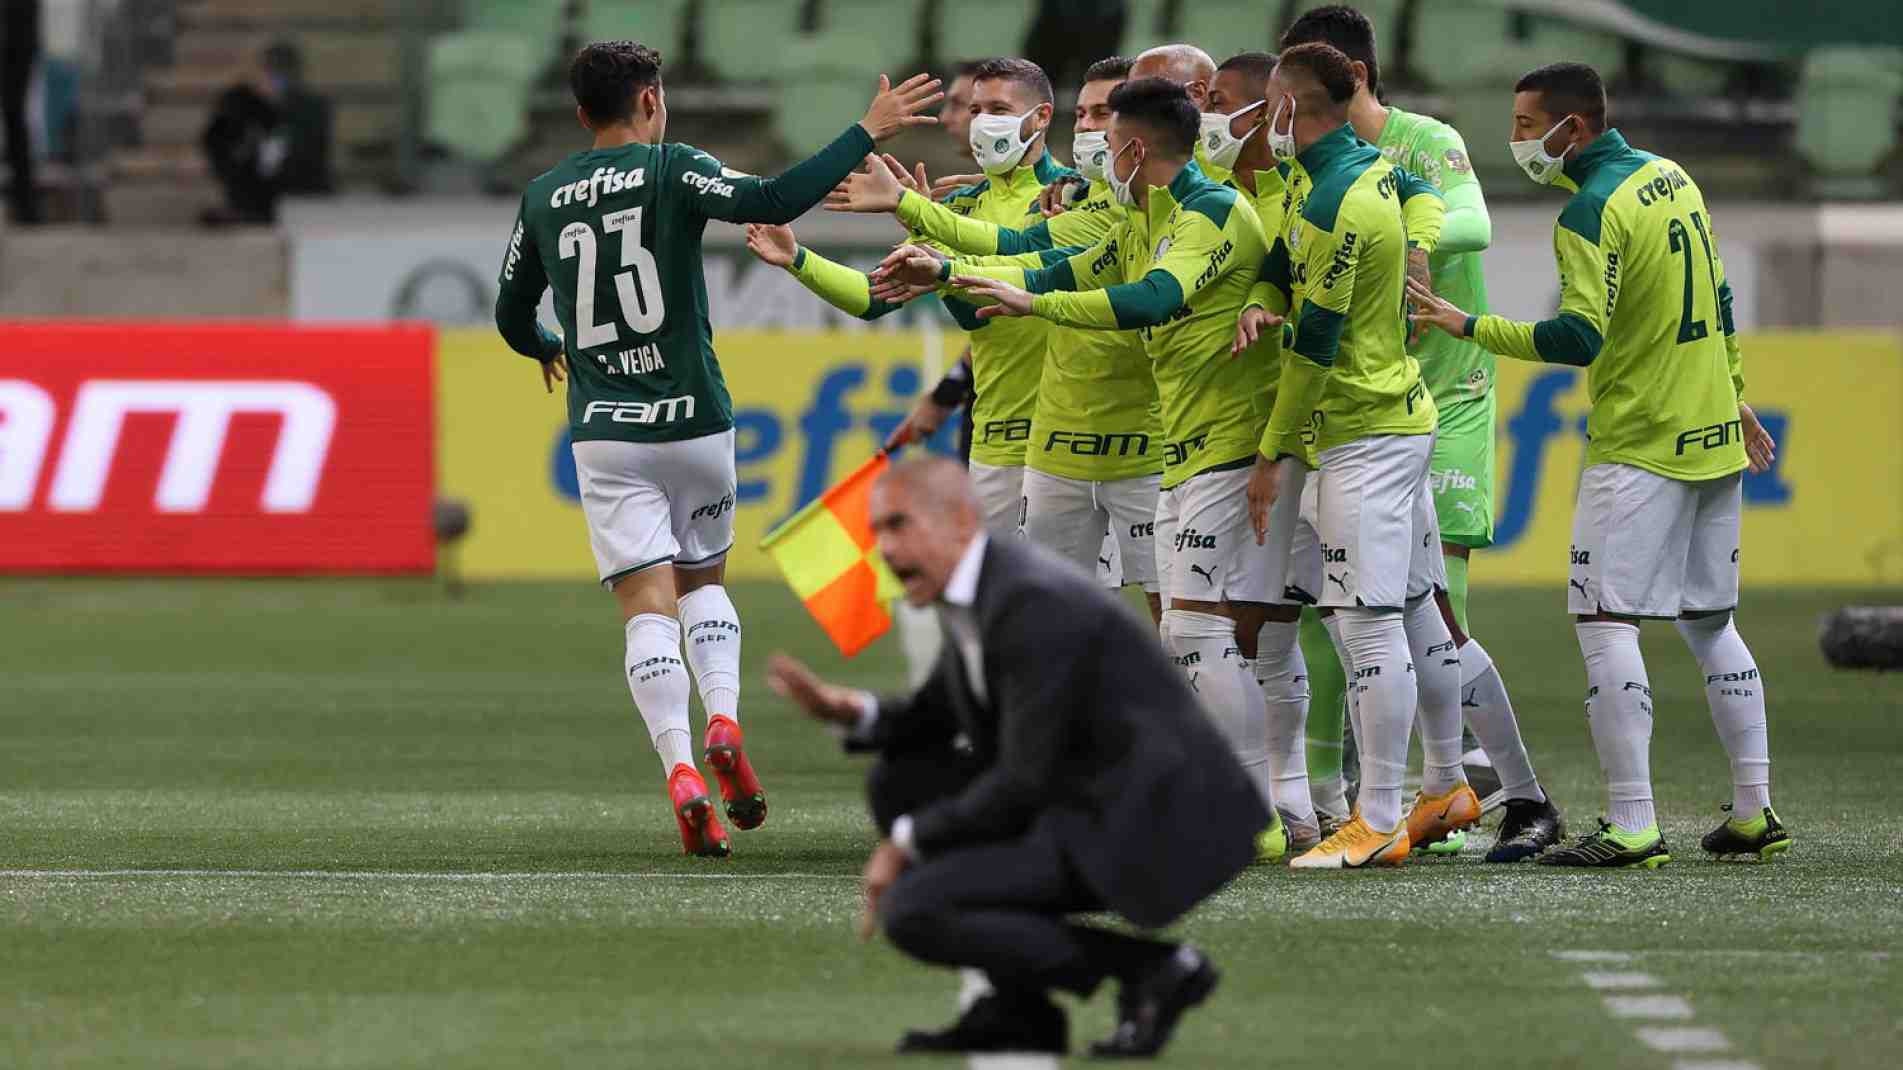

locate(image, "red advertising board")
(0, 323), (434, 574)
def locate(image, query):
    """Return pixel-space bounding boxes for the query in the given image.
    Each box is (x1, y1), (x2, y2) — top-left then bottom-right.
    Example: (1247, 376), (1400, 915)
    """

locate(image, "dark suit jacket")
(858, 537), (1269, 930)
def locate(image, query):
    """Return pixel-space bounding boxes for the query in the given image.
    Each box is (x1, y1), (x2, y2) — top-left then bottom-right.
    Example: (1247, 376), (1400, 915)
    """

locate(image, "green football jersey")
(496, 124), (875, 443)
(895, 182), (1160, 481)
(1375, 107), (1496, 405)
(949, 162), (1269, 489)
(1259, 124), (1439, 460)
(1471, 130), (1746, 482)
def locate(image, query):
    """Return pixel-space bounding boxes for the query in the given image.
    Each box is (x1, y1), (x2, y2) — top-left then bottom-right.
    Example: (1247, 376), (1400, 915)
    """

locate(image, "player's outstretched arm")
(746, 223), (908, 321)
(694, 74), (941, 225)
(493, 200), (564, 366)
(1425, 223), (1608, 366)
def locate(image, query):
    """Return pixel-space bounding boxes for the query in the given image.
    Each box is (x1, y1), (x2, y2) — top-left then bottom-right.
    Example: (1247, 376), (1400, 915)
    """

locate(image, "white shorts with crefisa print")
(1154, 464), (1280, 604)
(1021, 467), (1161, 592)
(1314, 433), (1446, 610)
(1567, 463), (1742, 618)
(572, 429), (736, 588)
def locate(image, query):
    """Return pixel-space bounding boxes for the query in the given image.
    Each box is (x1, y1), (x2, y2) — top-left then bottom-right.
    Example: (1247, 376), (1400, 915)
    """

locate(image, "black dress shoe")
(1089, 947), (1219, 1059)
(897, 992), (1068, 1055)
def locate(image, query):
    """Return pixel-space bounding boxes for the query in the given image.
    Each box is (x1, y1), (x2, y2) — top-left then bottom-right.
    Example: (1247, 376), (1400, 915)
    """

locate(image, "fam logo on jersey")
(581, 395), (697, 425)
(683, 171), (736, 199)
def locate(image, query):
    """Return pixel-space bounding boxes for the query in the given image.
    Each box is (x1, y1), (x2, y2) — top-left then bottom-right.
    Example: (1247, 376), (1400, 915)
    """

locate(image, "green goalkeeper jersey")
(1469, 129), (1746, 482)
(1257, 124), (1440, 461)
(495, 124), (875, 443)
(895, 182), (1161, 482)
(1375, 107), (1496, 406)
(946, 162), (1268, 489)
(787, 152), (1075, 468)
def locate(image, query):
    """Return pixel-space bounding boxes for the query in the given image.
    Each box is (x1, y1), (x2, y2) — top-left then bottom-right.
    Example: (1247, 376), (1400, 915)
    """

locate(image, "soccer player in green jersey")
(823, 57), (1168, 620)
(1280, 5), (1563, 862)
(1409, 63), (1788, 868)
(492, 41), (940, 858)
(760, 58), (1076, 538)
(1237, 43), (1471, 869)
(887, 78), (1294, 858)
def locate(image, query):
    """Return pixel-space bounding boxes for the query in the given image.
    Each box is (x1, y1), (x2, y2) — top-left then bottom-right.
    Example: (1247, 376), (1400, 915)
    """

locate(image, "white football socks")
(1335, 608), (1412, 833)
(1458, 637), (1543, 803)
(625, 613), (694, 774)
(1403, 593), (1467, 796)
(1576, 620), (1656, 834)
(1255, 619), (1316, 832)
(678, 584), (743, 724)
(1676, 612), (1771, 813)
(1165, 609), (1272, 809)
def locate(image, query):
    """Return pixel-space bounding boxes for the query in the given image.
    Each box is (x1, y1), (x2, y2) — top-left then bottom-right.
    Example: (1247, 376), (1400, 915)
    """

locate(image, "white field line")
(1553, 953), (1755, 1067)
(1635, 1027), (1731, 1054)
(1604, 994), (1694, 1019)
(1581, 971), (1663, 990)
(1671, 1062), (1762, 1070)
(0, 868), (857, 881)
(966, 1056), (1060, 1070)
(1551, 950), (1634, 962)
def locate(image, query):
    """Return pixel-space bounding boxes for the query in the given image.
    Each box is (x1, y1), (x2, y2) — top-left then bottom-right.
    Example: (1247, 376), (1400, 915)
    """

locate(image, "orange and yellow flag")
(760, 453), (904, 657)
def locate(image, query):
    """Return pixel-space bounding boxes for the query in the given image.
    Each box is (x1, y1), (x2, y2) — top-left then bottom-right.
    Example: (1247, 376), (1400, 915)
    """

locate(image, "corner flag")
(760, 453), (903, 657)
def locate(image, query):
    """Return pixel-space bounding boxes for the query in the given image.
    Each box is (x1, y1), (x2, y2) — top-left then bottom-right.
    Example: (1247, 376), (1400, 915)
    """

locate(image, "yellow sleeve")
(786, 247), (905, 320)
(1473, 218), (1611, 366)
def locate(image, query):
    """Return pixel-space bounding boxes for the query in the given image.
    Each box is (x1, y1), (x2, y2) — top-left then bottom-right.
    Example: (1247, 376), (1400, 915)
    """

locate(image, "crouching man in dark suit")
(768, 457), (1269, 1058)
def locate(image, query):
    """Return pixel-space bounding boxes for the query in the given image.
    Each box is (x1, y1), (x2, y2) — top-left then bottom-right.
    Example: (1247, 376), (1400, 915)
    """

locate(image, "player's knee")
(877, 879), (944, 953)
(1676, 609), (1732, 637)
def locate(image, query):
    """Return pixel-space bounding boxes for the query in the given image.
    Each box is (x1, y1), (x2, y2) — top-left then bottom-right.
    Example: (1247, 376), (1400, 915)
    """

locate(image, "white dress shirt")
(856, 532), (989, 859)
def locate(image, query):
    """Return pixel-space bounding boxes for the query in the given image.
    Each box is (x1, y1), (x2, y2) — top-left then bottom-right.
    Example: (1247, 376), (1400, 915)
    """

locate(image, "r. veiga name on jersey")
(582, 395), (697, 425)
(549, 166), (648, 209)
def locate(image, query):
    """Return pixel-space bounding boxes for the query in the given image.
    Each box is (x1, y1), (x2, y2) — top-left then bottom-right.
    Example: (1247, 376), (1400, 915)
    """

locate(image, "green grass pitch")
(2, 579), (1899, 1067)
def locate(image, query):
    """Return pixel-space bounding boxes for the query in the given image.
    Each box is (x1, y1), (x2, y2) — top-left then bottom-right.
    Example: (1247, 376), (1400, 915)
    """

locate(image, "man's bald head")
(1132, 44), (1216, 109)
(870, 457), (984, 606)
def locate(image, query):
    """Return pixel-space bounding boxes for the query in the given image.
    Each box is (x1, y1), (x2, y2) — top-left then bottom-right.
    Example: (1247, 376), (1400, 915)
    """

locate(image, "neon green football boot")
(1700, 805), (1792, 861)
(1536, 820), (1671, 869)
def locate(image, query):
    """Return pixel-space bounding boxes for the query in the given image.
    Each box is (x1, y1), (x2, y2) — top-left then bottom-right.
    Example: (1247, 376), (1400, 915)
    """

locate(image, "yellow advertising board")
(440, 328), (1903, 587)
(438, 329), (942, 581)
(1481, 330), (1903, 588)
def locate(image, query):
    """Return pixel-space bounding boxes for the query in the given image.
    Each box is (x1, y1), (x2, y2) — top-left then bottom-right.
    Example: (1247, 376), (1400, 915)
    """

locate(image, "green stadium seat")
(1796, 47), (1903, 195)
(699, 0), (806, 82)
(428, 30), (541, 162)
(1651, 51), (1732, 98)
(1177, 1), (1277, 62)
(1521, 16), (1626, 82)
(773, 67), (876, 159)
(580, 0), (689, 55)
(464, 0), (564, 48)
(932, 0), (1034, 65)
(819, 1), (925, 71)
(1407, 0), (1519, 89)
(1118, 0), (1171, 56)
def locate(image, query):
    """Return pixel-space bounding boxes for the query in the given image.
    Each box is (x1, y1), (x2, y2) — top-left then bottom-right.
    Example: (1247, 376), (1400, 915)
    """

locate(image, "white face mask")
(1071, 130), (1110, 183)
(1105, 140), (1140, 207)
(1510, 116), (1574, 185)
(1199, 100), (1266, 171)
(969, 109), (1042, 174)
(1267, 96), (1298, 162)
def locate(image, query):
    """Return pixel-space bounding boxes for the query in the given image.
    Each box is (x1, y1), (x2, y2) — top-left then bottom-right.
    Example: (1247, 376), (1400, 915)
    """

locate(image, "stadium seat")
(698, 0), (806, 82)
(1796, 47), (1903, 195)
(580, 0), (689, 56)
(463, 0), (564, 48)
(1651, 51), (1733, 98)
(1406, 0), (1520, 89)
(818, 1), (925, 71)
(1117, 0), (1171, 56)
(773, 67), (875, 157)
(1520, 16), (1626, 83)
(1177, 1), (1277, 63)
(932, 0), (1034, 64)
(428, 31), (540, 162)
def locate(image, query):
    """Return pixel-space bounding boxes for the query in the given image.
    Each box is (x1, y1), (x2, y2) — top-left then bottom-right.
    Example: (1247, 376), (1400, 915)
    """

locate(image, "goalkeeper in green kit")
(1280, 7), (1563, 861)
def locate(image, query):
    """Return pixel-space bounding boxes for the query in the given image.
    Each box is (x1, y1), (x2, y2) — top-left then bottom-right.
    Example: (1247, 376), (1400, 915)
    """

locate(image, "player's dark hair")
(952, 58), (989, 78)
(570, 40), (664, 125)
(1516, 62), (1608, 131)
(1216, 51), (1278, 97)
(1281, 5), (1380, 98)
(1083, 55), (1135, 85)
(967, 57), (1055, 104)
(1276, 42), (1358, 110)
(1107, 77), (1199, 157)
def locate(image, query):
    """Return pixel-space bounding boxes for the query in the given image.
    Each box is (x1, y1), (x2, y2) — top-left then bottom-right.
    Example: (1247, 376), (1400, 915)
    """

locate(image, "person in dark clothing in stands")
(201, 40), (331, 226)
(2, 0), (41, 224)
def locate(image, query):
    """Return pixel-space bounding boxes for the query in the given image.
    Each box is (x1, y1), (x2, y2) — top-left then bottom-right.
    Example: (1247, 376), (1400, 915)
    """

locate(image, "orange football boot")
(702, 715), (767, 830)
(668, 764), (731, 858)
(1406, 783), (1484, 850)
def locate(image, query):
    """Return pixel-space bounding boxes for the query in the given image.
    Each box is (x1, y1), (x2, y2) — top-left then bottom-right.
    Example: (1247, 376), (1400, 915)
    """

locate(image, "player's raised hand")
(1406, 277), (1470, 339)
(824, 154), (907, 214)
(541, 353), (566, 394)
(1039, 176), (1087, 217)
(930, 172), (984, 199)
(1246, 453), (1282, 544)
(951, 275), (1035, 319)
(766, 653), (868, 727)
(1739, 401), (1777, 474)
(1233, 305), (1284, 355)
(743, 223), (799, 268)
(860, 73), (944, 143)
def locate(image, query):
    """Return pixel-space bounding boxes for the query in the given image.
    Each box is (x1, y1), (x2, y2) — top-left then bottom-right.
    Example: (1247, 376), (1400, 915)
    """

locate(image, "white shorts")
(968, 459), (1026, 539)
(1568, 464), (1742, 618)
(1281, 468), (1325, 606)
(1098, 527), (1123, 588)
(572, 430), (736, 588)
(1154, 464), (1278, 604)
(1022, 468), (1161, 592)
(1315, 434), (1446, 610)
(1256, 458), (1315, 607)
